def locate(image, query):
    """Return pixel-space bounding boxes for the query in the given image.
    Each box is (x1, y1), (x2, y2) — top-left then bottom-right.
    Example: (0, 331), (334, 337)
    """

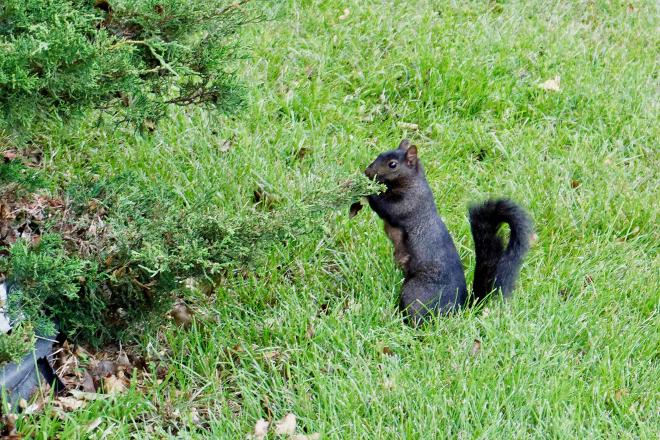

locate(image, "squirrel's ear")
(405, 145), (418, 167)
(398, 139), (411, 151)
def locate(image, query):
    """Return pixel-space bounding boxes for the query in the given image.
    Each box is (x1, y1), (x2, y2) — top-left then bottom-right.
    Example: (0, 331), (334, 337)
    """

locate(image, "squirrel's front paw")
(349, 201), (363, 218)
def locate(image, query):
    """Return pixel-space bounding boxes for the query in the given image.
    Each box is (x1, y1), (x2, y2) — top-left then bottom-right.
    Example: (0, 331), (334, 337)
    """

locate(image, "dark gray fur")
(364, 139), (533, 325)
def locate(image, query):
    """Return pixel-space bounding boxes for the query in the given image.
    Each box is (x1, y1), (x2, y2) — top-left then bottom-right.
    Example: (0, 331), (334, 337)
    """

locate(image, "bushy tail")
(469, 198), (533, 301)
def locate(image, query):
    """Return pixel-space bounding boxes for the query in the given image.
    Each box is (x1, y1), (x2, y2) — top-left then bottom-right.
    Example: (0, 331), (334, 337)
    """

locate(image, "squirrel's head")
(365, 139), (419, 186)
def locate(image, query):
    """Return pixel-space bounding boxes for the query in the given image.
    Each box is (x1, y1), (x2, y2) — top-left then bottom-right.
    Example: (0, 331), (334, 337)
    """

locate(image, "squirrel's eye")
(388, 161), (398, 169)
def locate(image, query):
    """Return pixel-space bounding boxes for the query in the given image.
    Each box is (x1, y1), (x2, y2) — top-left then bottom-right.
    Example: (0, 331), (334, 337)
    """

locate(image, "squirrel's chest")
(369, 193), (410, 223)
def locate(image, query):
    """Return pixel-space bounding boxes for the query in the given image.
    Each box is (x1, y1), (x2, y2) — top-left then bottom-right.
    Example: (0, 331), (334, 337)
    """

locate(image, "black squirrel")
(358, 139), (533, 325)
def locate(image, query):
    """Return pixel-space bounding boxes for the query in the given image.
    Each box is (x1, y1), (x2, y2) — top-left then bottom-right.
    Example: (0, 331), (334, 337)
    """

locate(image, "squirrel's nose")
(365, 165), (376, 179)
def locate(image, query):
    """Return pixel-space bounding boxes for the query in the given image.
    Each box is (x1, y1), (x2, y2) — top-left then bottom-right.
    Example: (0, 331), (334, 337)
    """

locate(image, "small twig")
(217, 0), (253, 16)
(146, 44), (179, 77)
(35, 334), (59, 343)
(108, 39), (147, 50)
(165, 87), (219, 106)
(109, 39), (179, 77)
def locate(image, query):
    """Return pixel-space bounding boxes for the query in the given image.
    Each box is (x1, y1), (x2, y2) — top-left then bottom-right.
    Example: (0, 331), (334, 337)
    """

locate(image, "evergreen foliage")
(6, 234), (100, 339)
(0, 323), (34, 364)
(0, 172), (380, 358)
(0, 0), (254, 131)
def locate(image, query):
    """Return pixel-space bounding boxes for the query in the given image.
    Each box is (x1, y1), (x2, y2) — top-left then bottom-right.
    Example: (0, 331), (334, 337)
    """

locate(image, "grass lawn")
(18, 0), (658, 438)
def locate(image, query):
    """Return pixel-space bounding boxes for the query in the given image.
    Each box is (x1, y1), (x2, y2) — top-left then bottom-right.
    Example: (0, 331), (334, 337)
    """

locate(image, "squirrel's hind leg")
(399, 277), (437, 326)
(399, 276), (465, 325)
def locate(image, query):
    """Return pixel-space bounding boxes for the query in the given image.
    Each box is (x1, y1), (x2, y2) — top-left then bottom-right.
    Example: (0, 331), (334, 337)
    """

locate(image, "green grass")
(17, 0), (659, 438)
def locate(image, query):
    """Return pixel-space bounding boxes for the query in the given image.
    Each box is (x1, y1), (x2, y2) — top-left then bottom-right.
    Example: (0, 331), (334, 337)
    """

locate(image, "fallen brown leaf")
(261, 395), (274, 419)
(104, 374), (127, 394)
(291, 434), (321, 440)
(339, 179), (354, 189)
(614, 388), (629, 401)
(86, 417), (103, 434)
(252, 419), (269, 440)
(117, 351), (131, 370)
(274, 413), (297, 435)
(171, 303), (193, 327)
(262, 350), (281, 361)
(295, 146), (310, 160)
(19, 382), (51, 416)
(23, 402), (42, 415)
(81, 369), (96, 392)
(227, 399), (241, 415)
(471, 339), (482, 356)
(70, 390), (108, 401)
(93, 359), (117, 378)
(252, 184), (281, 211)
(397, 121), (419, 130)
(1, 414), (18, 437)
(538, 75), (561, 92)
(143, 119), (156, 132)
(219, 139), (232, 152)
(306, 324), (315, 339)
(1, 150), (18, 161)
(56, 396), (85, 412)
(616, 225), (640, 243)
(190, 407), (201, 426)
